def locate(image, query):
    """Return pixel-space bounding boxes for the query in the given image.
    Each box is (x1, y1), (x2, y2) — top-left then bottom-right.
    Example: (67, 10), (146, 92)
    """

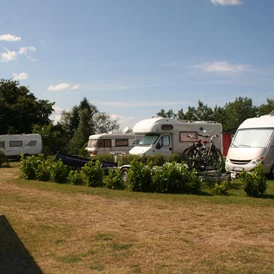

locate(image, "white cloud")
(18, 46), (36, 62)
(48, 83), (80, 91)
(210, 0), (242, 5)
(12, 72), (28, 80)
(0, 34), (21, 41)
(194, 61), (249, 73)
(0, 48), (17, 62)
(71, 84), (80, 90)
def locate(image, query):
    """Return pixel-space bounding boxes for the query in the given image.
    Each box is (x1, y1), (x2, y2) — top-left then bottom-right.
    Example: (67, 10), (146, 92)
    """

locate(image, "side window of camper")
(159, 135), (170, 147)
(115, 139), (128, 147)
(0, 141), (5, 149)
(99, 139), (111, 148)
(179, 132), (198, 142)
(28, 140), (37, 146)
(9, 141), (23, 147)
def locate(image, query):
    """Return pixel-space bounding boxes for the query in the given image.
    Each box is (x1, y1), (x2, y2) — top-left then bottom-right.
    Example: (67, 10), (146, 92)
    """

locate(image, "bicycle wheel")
(210, 148), (223, 172)
(186, 147), (200, 170)
(181, 147), (191, 162)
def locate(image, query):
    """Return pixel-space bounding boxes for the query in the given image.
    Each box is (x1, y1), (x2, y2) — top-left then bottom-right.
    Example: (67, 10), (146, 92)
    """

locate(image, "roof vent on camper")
(269, 110), (274, 116)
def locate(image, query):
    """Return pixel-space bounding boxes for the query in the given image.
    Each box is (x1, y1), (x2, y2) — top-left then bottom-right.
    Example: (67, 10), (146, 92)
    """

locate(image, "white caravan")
(0, 134), (42, 158)
(129, 117), (223, 157)
(225, 111), (274, 177)
(85, 132), (143, 156)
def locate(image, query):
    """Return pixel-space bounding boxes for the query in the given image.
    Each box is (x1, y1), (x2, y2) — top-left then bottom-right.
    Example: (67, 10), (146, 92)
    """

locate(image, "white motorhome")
(129, 117), (223, 158)
(85, 132), (143, 156)
(225, 111), (274, 177)
(0, 134), (42, 158)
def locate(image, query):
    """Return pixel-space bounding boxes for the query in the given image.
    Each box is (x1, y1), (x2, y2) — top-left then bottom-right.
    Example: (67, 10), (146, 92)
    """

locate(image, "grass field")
(0, 162), (274, 274)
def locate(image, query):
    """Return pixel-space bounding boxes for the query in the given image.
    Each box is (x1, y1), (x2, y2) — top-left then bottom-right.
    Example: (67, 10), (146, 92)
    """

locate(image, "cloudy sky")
(1, 0), (274, 130)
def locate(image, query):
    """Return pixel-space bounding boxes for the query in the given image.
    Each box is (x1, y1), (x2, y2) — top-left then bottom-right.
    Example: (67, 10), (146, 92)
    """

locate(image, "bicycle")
(183, 134), (223, 172)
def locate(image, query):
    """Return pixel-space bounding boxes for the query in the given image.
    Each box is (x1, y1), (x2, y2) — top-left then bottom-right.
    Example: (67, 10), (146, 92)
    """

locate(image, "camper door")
(155, 134), (172, 157)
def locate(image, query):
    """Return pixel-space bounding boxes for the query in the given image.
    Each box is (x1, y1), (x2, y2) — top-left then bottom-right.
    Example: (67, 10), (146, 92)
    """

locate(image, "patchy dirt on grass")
(0, 165), (274, 274)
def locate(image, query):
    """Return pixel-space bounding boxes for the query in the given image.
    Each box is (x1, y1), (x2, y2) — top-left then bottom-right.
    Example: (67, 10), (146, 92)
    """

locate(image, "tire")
(210, 148), (223, 172)
(120, 167), (129, 182)
(186, 148), (200, 170)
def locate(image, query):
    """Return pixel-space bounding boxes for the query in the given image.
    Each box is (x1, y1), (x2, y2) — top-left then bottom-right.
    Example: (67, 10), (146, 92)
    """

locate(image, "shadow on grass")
(0, 215), (43, 274)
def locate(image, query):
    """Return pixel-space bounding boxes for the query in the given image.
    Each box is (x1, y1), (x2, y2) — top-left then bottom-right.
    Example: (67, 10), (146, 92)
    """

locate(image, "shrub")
(0, 151), (8, 167)
(151, 154), (165, 166)
(20, 154), (45, 180)
(80, 160), (104, 187)
(48, 160), (69, 184)
(93, 154), (115, 163)
(166, 153), (181, 163)
(211, 181), (229, 196)
(120, 154), (140, 165)
(68, 170), (87, 186)
(127, 159), (154, 192)
(239, 163), (267, 197)
(35, 158), (51, 182)
(105, 168), (125, 190)
(152, 162), (201, 194)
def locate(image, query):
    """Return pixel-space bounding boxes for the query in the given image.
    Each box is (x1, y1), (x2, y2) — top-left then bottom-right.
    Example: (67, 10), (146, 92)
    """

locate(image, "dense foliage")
(0, 79), (54, 134)
(157, 98), (274, 132)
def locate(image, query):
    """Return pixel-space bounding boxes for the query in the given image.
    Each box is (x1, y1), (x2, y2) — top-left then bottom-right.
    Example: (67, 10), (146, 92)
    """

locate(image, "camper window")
(115, 139), (129, 147)
(0, 142), (4, 149)
(28, 140), (37, 146)
(232, 128), (273, 148)
(179, 132), (198, 142)
(10, 141), (23, 147)
(138, 134), (159, 146)
(161, 124), (173, 130)
(158, 135), (170, 147)
(99, 139), (111, 148)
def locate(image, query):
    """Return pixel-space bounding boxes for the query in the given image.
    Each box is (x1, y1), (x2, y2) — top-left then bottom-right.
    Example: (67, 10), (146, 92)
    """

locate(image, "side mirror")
(156, 143), (161, 149)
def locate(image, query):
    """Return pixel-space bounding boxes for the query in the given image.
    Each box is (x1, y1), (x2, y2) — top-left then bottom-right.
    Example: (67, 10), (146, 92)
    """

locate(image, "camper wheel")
(120, 167), (129, 182)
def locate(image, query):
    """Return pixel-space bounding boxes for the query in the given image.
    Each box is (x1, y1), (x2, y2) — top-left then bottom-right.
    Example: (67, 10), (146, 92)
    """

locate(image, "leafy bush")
(105, 168), (125, 190)
(127, 159), (154, 192)
(35, 158), (51, 181)
(152, 162), (201, 194)
(166, 153), (181, 163)
(0, 151), (8, 167)
(20, 154), (44, 180)
(239, 163), (267, 197)
(80, 161), (104, 187)
(68, 170), (87, 186)
(93, 154), (115, 163)
(211, 181), (229, 196)
(48, 160), (69, 184)
(150, 154), (165, 166)
(120, 154), (140, 165)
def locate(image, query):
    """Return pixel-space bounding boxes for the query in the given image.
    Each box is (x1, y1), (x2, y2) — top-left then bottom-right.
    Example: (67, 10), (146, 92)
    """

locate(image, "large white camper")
(225, 111), (274, 177)
(85, 132), (143, 156)
(129, 117), (223, 158)
(0, 134), (42, 158)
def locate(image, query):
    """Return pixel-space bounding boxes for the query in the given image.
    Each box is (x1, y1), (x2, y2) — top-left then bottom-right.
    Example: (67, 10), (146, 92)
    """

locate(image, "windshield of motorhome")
(137, 135), (159, 146)
(232, 128), (273, 148)
(87, 139), (98, 148)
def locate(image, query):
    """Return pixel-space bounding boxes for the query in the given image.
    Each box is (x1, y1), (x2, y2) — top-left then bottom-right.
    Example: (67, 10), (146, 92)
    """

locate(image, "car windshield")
(136, 134), (159, 146)
(231, 128), (273, 148)
(87, 139), (98, 148)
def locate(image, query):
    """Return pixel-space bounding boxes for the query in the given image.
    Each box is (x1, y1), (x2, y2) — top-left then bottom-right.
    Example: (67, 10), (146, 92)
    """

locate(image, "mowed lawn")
(0, 163), (274, 274)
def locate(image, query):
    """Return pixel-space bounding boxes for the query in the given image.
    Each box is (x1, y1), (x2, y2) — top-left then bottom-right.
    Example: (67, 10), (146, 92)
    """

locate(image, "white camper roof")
(133, 117), (221, 133)
(239, 114), (274, 129)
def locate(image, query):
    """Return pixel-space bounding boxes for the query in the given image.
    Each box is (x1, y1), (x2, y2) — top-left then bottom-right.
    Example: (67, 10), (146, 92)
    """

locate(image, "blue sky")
(1, 0), (274, 130)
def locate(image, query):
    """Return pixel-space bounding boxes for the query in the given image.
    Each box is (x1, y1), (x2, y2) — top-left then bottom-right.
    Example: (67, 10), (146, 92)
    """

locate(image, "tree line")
(1, 79), (273, 156)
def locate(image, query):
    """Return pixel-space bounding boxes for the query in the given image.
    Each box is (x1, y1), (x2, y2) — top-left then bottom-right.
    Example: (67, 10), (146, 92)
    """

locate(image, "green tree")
(222, 97), (257, 132)
(93, 112), (119, 133)
(68, 109), (93, 155)
(32, 122), (68, 155)
(0, 79), (54, 134)
(257, 98), (274, 116)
